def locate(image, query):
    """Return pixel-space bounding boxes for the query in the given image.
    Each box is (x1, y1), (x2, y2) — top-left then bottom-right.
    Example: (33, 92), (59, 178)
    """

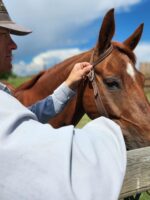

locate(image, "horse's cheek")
(82, 86), (99, 119)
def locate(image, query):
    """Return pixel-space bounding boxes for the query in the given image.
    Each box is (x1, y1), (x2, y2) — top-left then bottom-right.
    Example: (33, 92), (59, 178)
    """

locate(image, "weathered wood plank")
(119, 146), (150, 199)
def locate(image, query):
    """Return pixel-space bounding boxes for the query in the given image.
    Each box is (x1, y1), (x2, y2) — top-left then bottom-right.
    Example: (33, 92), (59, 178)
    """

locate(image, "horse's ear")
(123, 23), (144, 50)
(96, 8), (115, 55)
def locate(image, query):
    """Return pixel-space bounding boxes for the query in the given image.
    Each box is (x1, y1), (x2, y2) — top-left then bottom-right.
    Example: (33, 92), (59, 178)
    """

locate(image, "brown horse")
(13, 9), (150, 150)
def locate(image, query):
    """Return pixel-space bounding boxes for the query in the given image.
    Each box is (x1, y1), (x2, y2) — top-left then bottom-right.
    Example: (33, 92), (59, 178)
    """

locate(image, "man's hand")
(65, 62), (93, 90)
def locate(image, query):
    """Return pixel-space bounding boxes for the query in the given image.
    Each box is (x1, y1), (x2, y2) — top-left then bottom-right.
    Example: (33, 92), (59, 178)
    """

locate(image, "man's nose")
(9, 37), (17, 50)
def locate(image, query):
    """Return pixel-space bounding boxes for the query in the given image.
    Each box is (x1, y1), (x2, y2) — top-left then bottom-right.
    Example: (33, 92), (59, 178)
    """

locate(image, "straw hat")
(0, 0), (32, 35)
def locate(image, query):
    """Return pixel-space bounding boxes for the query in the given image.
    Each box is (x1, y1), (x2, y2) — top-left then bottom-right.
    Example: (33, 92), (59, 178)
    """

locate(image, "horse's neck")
(47, 51), (92, 127)
(30, 51), (91, 96)
(15, 50), (92, 106)
(49, 82), (87, 128)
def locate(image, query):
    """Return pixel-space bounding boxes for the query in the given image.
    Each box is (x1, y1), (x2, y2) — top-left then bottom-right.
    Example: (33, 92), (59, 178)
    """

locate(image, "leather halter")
(87, 45), (113, 117)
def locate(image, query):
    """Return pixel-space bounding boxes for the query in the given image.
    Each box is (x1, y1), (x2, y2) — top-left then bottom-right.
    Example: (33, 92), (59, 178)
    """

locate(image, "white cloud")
(4, 0), (142, 59)
(13, 48), (83, 76)
(5, 0), (141, 27)
(13, 42), (150, 76)
(3, 0), (143, 76)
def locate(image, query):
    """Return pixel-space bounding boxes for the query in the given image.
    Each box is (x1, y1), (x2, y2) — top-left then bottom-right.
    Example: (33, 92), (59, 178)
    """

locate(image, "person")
(0, 1), (127, 199)
(0, 0), (31, 73)
(0, 0), (92, 123)
(1, 64), (91, 123)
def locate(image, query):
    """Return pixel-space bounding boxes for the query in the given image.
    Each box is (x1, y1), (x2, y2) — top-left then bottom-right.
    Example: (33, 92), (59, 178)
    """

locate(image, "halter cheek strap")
(87, 45), (113, 117)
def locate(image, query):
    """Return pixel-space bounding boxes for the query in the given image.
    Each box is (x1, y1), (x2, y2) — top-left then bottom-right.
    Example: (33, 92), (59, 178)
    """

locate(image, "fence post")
(119, 146), (150, 199)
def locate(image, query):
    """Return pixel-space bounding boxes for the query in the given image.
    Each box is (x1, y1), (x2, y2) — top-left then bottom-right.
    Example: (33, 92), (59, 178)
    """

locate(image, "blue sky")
(4, 0), (150, 76)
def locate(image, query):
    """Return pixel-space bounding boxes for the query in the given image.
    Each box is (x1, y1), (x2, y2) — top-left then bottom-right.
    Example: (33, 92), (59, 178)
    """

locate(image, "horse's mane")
(15, 70), (46, 91)
(14, 50), (91, 92)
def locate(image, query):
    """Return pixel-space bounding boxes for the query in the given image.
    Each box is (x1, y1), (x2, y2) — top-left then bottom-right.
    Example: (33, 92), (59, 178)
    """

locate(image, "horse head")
(82, 9), (150, 149)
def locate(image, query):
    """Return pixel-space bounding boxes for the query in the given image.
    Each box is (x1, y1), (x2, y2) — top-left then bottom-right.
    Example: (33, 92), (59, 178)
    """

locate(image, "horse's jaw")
(114, 119), (150, 150)
(86, 112), (150, 150)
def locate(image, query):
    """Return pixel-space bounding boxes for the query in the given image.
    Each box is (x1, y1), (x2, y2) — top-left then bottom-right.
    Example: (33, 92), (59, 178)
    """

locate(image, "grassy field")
(1, 76), (150, 199)
(147, 92), (150, 101)
(6, 76), (31, 87)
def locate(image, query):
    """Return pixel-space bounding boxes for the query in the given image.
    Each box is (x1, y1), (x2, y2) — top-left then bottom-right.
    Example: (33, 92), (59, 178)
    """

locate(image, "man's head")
(0, 0), (32, 73)
(0, 28), (17, 73)
(0, 0), (31, 35)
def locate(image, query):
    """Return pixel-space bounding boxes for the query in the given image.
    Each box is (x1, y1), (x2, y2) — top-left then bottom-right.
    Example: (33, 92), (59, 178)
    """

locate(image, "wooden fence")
(144, 77), (150, 91)
(119, 146), (150, 199)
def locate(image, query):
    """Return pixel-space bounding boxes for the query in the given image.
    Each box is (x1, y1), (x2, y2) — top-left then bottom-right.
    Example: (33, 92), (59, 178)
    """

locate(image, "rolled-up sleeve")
(29, 82), (76, 123)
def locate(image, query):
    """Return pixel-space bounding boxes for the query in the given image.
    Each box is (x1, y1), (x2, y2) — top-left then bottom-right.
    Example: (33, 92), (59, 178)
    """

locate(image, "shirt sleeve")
(29, 82), (76, 123)
(0, 82), (12, 95)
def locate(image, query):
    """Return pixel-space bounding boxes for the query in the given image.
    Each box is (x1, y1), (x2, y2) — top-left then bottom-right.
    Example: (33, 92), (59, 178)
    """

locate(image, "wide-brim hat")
(0, 1), (32, 35)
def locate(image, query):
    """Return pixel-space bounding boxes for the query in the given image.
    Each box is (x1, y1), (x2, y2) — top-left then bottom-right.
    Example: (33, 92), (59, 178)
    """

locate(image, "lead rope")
(87, 46), (113, 117)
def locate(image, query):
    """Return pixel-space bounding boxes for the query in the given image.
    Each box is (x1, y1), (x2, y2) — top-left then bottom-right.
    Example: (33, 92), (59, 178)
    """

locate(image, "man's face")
(0, 28), (17, 73)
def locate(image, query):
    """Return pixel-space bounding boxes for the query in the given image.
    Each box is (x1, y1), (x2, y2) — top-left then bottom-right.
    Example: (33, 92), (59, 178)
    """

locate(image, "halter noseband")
(87, 45), (113, 117)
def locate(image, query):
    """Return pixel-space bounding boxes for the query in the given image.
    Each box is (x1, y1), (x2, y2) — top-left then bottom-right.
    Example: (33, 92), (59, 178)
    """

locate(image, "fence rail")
(119, 146), (150, 199)
(144, 77), (150, 91)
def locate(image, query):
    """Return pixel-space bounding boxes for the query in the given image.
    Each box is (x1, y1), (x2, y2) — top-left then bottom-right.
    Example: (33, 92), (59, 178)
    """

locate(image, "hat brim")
(0, 22), (32, 35)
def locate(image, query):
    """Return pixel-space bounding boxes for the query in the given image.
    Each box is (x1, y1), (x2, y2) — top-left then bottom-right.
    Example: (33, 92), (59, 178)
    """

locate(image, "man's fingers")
(82, 65), (93, 74)
(80, 62), (92, 68)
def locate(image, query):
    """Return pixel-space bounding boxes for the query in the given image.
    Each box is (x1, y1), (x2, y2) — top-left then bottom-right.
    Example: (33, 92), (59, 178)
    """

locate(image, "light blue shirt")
(28, 82), (75, 123)
(0, 82), (12, 95)
(0, 82), (75, 123)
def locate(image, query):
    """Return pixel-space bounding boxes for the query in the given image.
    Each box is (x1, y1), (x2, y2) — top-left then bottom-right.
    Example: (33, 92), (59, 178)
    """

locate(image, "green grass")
(6, 76), (31, 88)
(140, 192), (150, 200)
(146, 92), (150, 101)
(76, 114), (91, 128)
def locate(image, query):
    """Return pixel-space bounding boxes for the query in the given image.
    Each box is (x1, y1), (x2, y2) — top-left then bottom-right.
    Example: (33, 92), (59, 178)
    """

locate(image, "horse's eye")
(104, 78), (121, 90)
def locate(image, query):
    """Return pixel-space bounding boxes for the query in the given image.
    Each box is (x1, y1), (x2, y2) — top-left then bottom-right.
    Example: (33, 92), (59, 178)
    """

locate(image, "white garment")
(0, 91), (126, 200)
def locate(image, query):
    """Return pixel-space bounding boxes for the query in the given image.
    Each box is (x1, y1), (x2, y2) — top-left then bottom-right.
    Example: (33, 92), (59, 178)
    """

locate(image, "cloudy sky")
(4, 0), (150, 76)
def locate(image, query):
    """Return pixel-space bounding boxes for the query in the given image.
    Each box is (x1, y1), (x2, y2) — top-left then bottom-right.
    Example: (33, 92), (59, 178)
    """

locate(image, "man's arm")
(0, 81), (75, 123)
(0, 63), (92, 123)
(29, 62), (93, 123)
(28, 82), (75, 123)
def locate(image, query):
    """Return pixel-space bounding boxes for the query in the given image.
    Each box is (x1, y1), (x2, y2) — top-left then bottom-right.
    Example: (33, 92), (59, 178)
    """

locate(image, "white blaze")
(126, 63), (135, 80)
